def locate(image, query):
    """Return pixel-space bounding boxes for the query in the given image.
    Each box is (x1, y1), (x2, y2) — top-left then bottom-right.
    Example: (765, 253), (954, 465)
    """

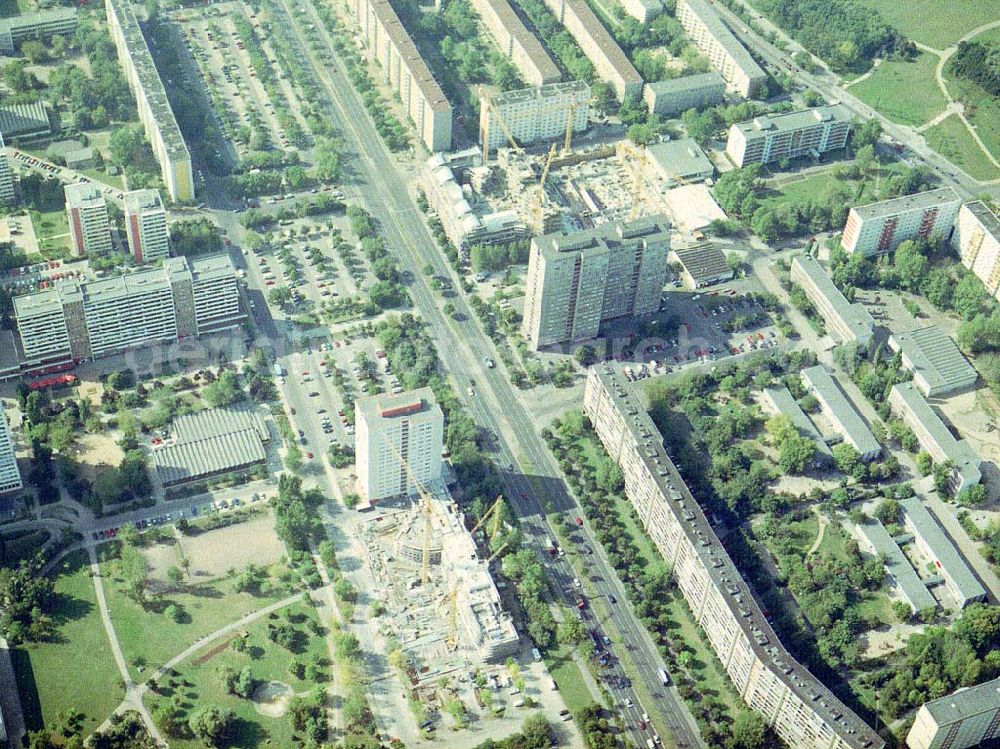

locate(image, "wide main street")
(251, 0), (708, 746)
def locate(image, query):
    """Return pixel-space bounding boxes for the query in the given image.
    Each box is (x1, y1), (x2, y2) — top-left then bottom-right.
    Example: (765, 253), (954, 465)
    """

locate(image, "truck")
(545, 537), (557, 555)
(273, 363), (286, 378)
(573, 592), (587, 610)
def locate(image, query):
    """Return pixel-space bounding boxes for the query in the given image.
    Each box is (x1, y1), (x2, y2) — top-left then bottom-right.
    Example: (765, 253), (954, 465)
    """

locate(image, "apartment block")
(480, 81), (590, 154)
(955, 201), (1000, 301)
(522, 217), (669, 348)
(675, 0), (766, 98)
(469, 0), (560, 86)
(0, 8), (77, 55)
(353, 0), (452, 151)
(0, 132), (13, 205)
(790, 254), (875, 348)
(907, 677), (1000, 749)
(761, 386), (832, 464)
(124, 189), (169, 264)
(888, 383), (981, 495)
(584, 366), (884, 749)
(105, 0), (194, 202)
(540, 0), (643, 102)
(888, 326), (978, 398)
(841, 187), (961, 257)
(0, 405), (22, 495)
(643, 72), (726, 117)
(726, 105), (852, 168)
(800, 365), (881, 461)
(13, 254), (243, 365)
(618, 0), (662, 22)
(65, 182), (112, 258)
(857, 520), (937, 614)
(355, 387), (444, 502)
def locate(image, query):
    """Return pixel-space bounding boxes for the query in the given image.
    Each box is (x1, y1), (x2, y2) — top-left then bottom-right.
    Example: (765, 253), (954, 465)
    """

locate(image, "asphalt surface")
(255, 0), (707, 746)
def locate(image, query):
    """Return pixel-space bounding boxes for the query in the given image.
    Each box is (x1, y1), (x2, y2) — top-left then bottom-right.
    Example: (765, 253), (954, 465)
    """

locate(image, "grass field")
(944, 72), (1000, 172)
(542, 642), (594, 715)
(925, 114), (1000, 182)
(850, 54), (948, 126)
(28, 208), (71, 258)
(11, 551), (123, 734)
(757, 163), (906, 215)
(859, 0), (1000, 49)
(144, 599), (330, 749)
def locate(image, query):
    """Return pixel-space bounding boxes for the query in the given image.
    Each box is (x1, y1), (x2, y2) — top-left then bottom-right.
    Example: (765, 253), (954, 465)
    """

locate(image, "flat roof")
(963, 201), (1000, 241)
(489, 80), (590, 107)
(851, 187), (961, 221)
(474, 0), (560, 82)
(762, 386), (832, 456)
(646, 138), (714, 179)
(890, 383), (981, 487)
(736, 105), (851, 137)
(801, 365), (880, 457)
(123, 188), (163, 214)
(539, 215), (670, 260)
(64, 181), (106, 209)
(561, 0), (642, 86)
(678, 0), (765, 81)
(791, 254), (875, 341)
(899, 496), (986, 604)
(920, 677), (1000, 726)
(591, 366), (883, 749)
(0, 7), (76, 33)
(857, 520), (937, 611)
(890, 327), (978, 395)
(0, 100), (51, 138)
(356, 386), (441, 425)
(673, 244), (730, 283)
(662, 183), (726, 232)
(370, 0), (451, 112)
(172, 405), (268, 444)
(645, 71), (725, 96)
(152, 429), (266, 486)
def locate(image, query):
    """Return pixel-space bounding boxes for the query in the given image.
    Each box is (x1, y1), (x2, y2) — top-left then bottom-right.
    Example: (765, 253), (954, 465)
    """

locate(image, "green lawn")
(542, 641), (594, 716)
(11, 551), (124, 734)
(144, 599), (330, 749)
(859, 0), (1000, 49)
(944, 72), (1000, 170)
(850, 54), (948, 126)
(78, 168), (125, 190)
(28, 208), (72, 258)
(757, 161), (915, 215)
(100, 552), (299, 682)
(924, 114), (1000, 182)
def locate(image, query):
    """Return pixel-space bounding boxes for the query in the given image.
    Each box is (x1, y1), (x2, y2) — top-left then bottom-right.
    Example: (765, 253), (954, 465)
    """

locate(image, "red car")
(575, 516), (584, 526)
(306, 452), (313, 459)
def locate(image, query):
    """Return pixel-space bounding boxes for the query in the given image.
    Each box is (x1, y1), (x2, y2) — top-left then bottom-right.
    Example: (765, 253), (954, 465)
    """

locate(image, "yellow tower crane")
(481, 95), (524, 163)
(470, 495), (504, 537)
(441, 583), (460, 651)
(533, 143), (558, 231)
(383, 437), (438, 585)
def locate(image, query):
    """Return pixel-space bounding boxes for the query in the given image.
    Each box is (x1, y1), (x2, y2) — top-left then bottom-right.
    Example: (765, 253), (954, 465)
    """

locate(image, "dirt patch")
(77, 380), (105, 409)
(192, 637), (234, 666)
(252, 681), (292, 717)
(142, 536), (184, 587)
(70, 432), (125, 483)
(176, 512), (285, 581)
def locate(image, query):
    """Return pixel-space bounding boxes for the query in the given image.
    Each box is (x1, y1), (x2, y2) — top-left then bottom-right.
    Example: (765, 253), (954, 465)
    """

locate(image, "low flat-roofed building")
(956, 201), (1000, 301)
(670, 244), (732, 288)
(857, 519), (937, 613)
(888, 382), (981, 495)
(0, 7), (77, 54)
(0, 100), (51, 141)
(801, 365), (881, 461)
(841, 187), (961, 257)
(790, 254), (875, 348)
(899, 496), (986, 609)
(64, 147), (95, 170)
(888, 327), (978, 397)
(644, 138), (715, 186)
(643, 72), (726, 116)
(761, 386), (832, 463)
(907, 676), (1000, 749)
(661, 183), (727, 233)
(726, 105), (852, 168)
(0, 404), (22, 495)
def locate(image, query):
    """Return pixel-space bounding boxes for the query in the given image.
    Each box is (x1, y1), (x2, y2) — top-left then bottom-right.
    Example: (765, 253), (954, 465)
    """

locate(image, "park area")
(849, 54), (948, 127)
(924, 114), (1000, 182)
(859, 0), (999, 49)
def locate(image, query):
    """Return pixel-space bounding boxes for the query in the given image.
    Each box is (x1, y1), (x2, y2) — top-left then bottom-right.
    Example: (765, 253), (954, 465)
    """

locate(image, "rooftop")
(791, 254), (875, 341)
(920, 677), (1000, 726)
(171, 405), (268, 444)
(357, 386), (442, 425)
(12, 287), (62, 318)
(899, 496), (986, 604)
(673, 244), (731, 283)
(678, 0), (765, 81)
(488, 80), (590, 107)
(152, 429), (266, 486)
(645, 138), (714, 180)
(890, 327), (978, 395)
(560, 0), (642, 86)
(370, 0), (451, 112)
(963, 201), (1000, 240)
(591, 366), (883, 749)
(762, 386), (832, 457)
(801, 365), (881, 457)
(857, 520), (937, 611)
(645, 71), (725, 96)
(164, 253), (237, 284)
(0, 7), (76, 34)
(539, 215), (670, 260)
(735, 105), (851, 137)
(851, 187), (961, 221)
(64, 181), (106, 209)
(123, 188), (164, 214)
(475, 0), (560, 83)
(0, 100), (51, 139)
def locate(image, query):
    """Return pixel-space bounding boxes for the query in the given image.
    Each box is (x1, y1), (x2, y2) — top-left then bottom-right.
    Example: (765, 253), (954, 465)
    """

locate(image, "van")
(513, 699), (525, 708)
(531, 648), (542, 662)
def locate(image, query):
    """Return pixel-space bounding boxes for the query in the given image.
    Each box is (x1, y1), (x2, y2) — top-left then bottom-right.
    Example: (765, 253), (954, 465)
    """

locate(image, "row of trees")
(949, 41), (1000, 97)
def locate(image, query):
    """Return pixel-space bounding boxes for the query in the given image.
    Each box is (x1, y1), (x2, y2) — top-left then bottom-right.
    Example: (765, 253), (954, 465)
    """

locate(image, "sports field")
(860, 0), (1000, 49)
(850, 54), (948, 127)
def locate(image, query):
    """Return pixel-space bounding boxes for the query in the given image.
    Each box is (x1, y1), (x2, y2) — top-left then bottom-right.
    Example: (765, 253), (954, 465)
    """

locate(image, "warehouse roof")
(851, 187), (961, 221)
(646, 138), (714, 181)
(0, 100), (51, 139)
(801, 365), (880, 458)
(644, 72), (725, 96)
(171, 405), (269, 444)
(735, 105), (851, 138)
(672, 244), (731, 284)
(857, 520), (936, 612)
(791, 254), (875, 343)
(899, 496), (986, 605)
(678, 0), (765, 82)
(889, 327), (978, 396)
(762, 386), (831, 457)
(152, 429), (267, 486)
(920, 677), (1000, 726)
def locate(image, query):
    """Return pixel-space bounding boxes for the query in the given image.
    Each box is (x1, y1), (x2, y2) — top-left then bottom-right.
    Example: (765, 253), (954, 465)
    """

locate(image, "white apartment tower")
(522, 217), (670, 348)
(0, 405), (22, 494)
(356, 388), (444, 503)
(480, 81), (590, 155)
(842, 187), (961, 256)
(726, 106), (852, 167)
(956, 201), (1000, 301)
(124, 189), (169, 264)
(0, 132), (14, 205)
(65, 182), (112, 258)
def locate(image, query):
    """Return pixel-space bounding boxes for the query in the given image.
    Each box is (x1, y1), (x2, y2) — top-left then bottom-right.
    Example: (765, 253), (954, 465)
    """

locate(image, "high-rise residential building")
(469, 0), (560, 87)
(13, 254), (243, 366)
(521, 217), (670, 348)
(790, 254), (876, 348)
(124, 189), (169, 263)
(355, 388), (444, 502)
(65, 182), (112, 258)
(906, 677), (1000, 749)
(352, 0), (452, 151)
(0, 405), (22, 495)
(726, 106), (852, 167)
(0, 7), (77, 55)
(105, 0), (194, 202)
(841, 187), (961, 256)
(675, 0), (766, 97)
(584, 366), (884, 749)
(0, 131), (14, 205)
(480, 81), (590, 155)
(643, 72), (726, 117)
(955, 201), (1000, 301)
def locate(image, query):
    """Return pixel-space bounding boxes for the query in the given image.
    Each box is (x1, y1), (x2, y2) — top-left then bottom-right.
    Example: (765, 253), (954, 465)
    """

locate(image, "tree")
(954, 603), (1000, 652)
(169, 218), (223, 257)
(874, 498), (900, 525)
(202, 370), (242, 407)
(557, 616), (586, 647)
(268, 286), (292, 308)
(731, 710), (766, 749)
(832, 443), (863, 478)
(188, 706), (236, 747)
(893, 240), (929, 291)
(574, 344), (598, 366)
(916, 451), (933, 476)
(956, 484), (987, 507)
